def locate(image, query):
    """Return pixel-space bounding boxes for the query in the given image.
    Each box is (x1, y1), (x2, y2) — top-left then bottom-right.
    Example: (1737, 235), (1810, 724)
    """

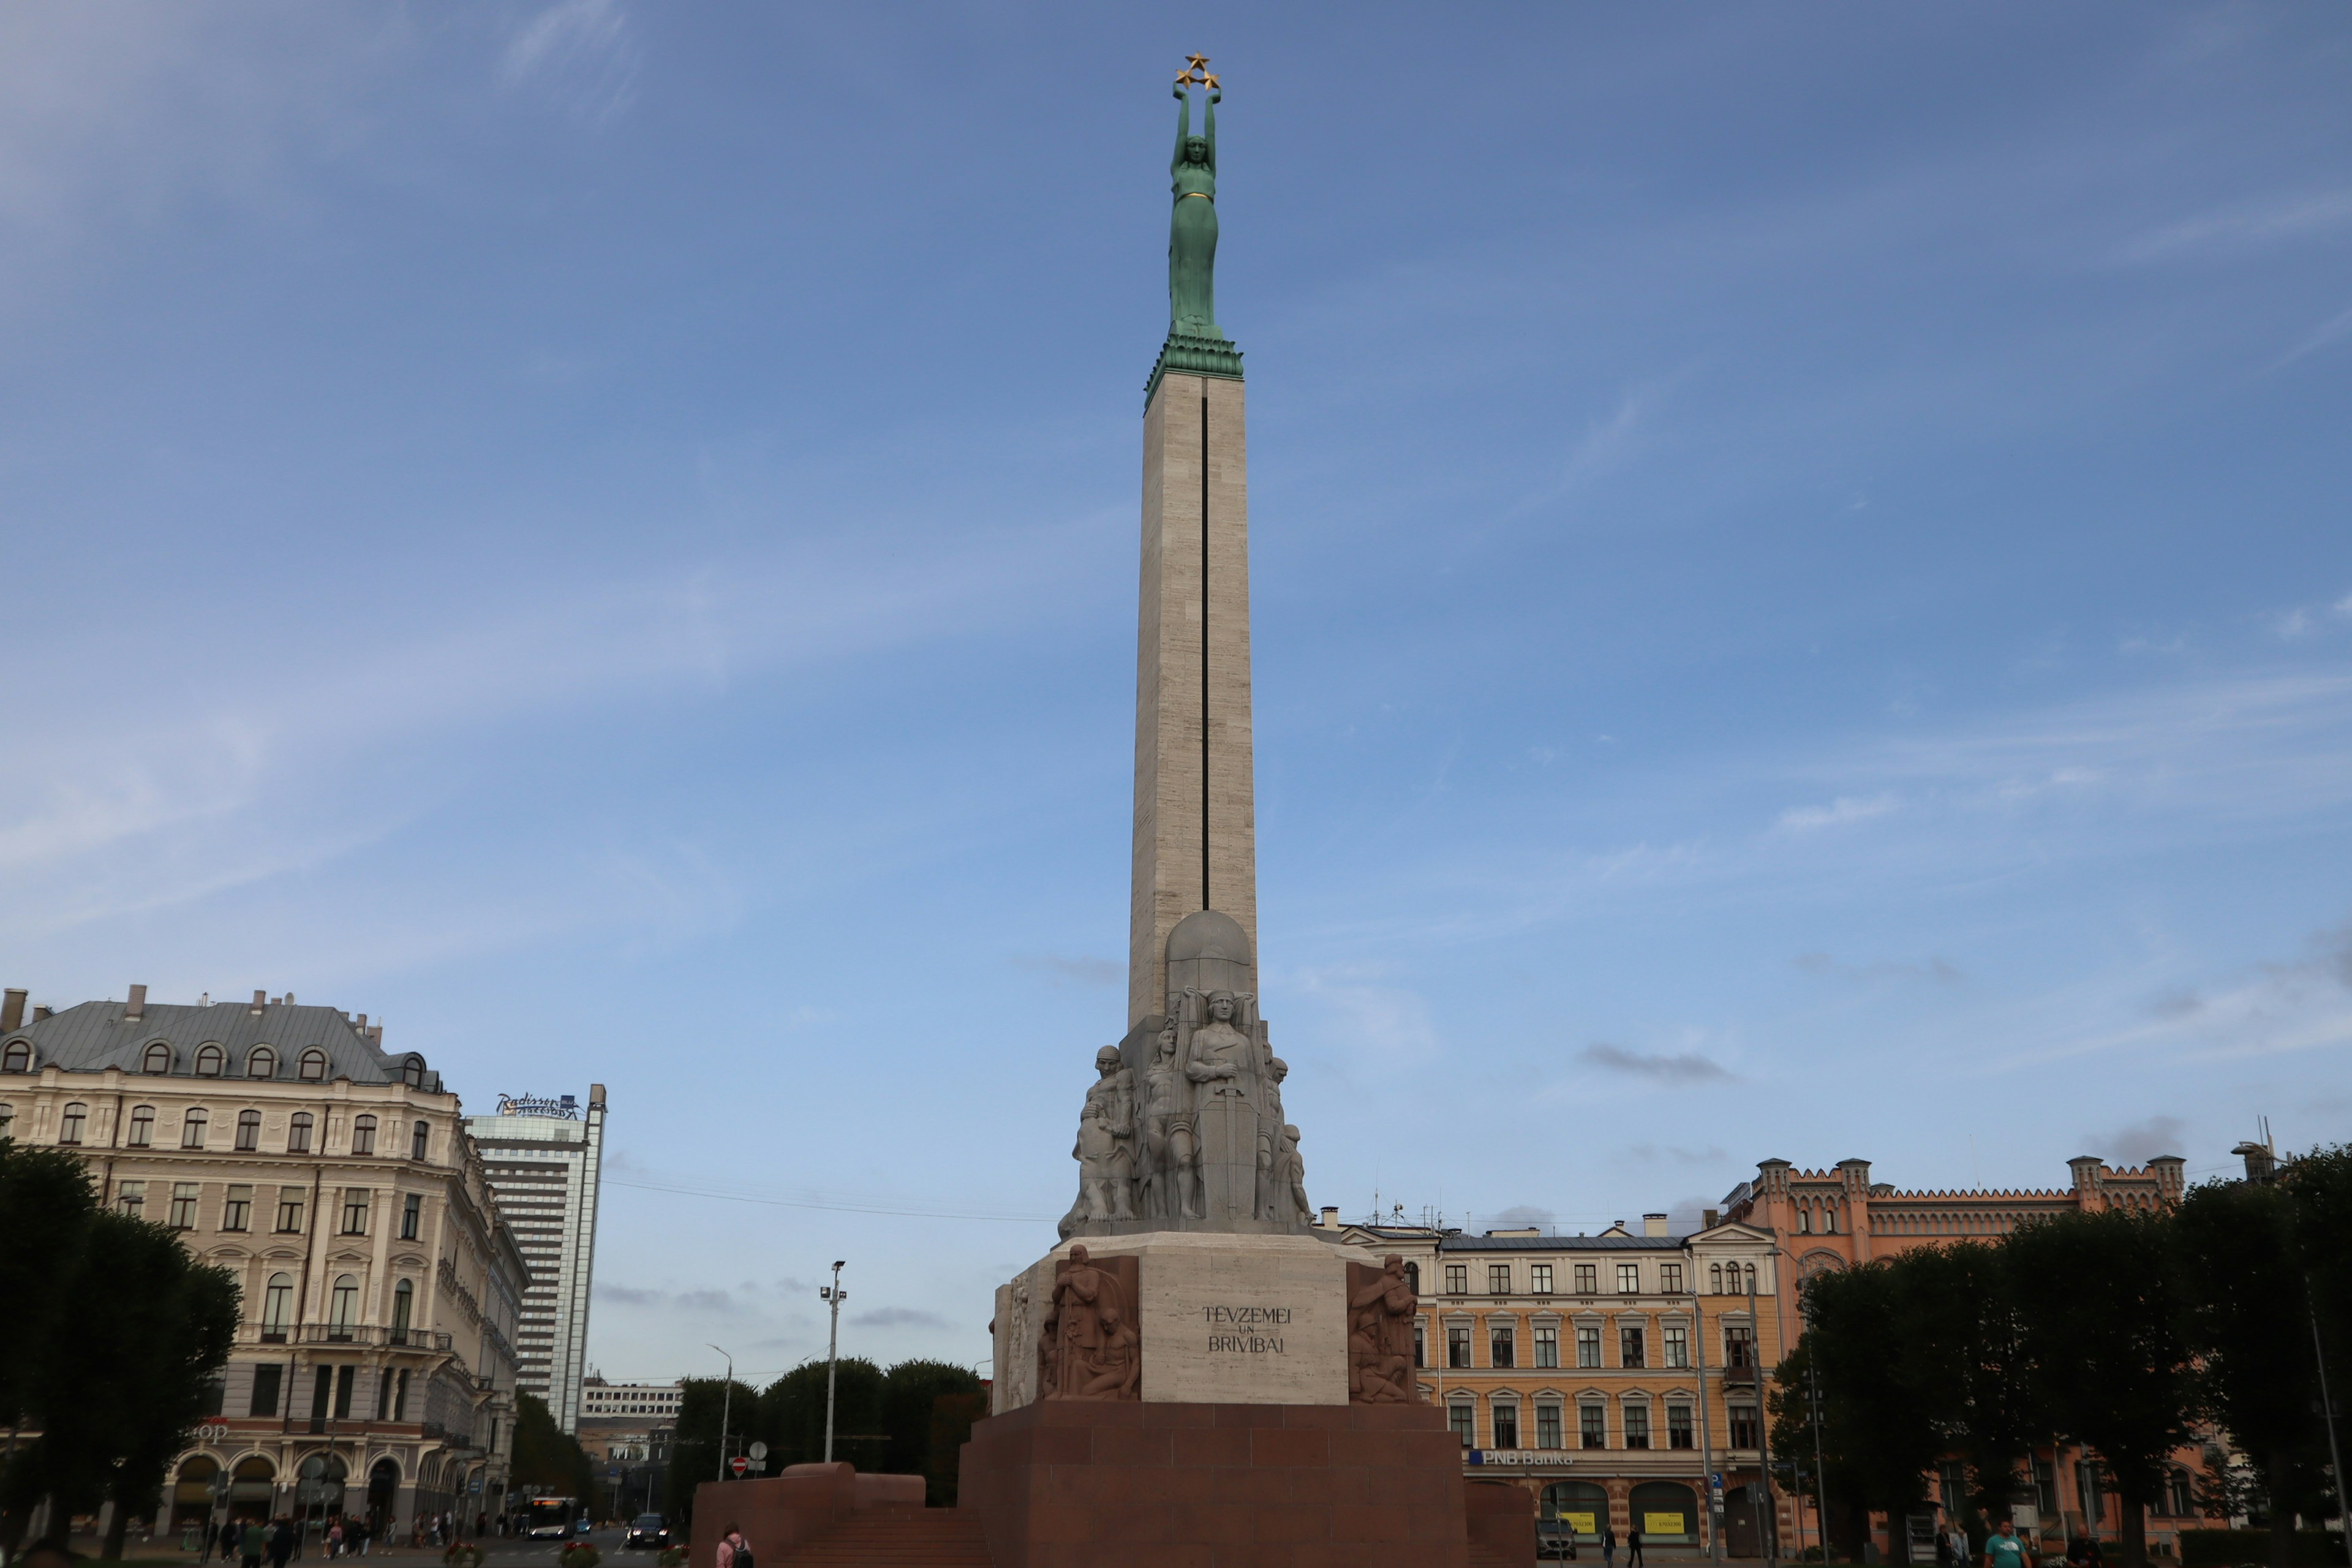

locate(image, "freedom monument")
(954, 61), (1531, 1568)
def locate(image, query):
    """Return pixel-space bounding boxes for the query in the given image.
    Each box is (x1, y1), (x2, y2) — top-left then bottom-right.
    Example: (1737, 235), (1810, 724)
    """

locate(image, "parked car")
(1537, 1521), (1581, 1561)
(625, 1515), (671, 1551)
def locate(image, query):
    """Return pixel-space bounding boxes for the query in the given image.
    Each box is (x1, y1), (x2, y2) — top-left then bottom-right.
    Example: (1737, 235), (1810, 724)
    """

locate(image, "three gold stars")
(1175, 54), (1219, 91)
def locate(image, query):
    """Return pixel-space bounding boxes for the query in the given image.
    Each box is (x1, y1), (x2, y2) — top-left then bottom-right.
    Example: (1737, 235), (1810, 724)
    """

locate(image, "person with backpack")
(1602, 1525), (1617, 1568)
(1627, 1528), (1644, 1568)
(716, 1524), (752, 1568)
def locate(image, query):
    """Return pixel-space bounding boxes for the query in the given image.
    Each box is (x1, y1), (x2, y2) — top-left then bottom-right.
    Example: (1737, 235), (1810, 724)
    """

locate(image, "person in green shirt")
(240, 1520), (269, 1568)
(1985, 1518), (2035, 1568)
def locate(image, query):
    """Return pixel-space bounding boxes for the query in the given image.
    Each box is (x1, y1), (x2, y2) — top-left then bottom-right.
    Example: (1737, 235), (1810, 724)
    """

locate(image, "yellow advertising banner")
(1563, 1513), (1597, 1535)
(1644, 1513), (1687, 1534)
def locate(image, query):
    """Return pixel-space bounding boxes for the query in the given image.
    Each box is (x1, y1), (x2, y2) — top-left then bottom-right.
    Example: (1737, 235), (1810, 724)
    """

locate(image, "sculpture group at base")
(1061, 986), (1313, 1236)
(1347, 1256), (1419, 1404)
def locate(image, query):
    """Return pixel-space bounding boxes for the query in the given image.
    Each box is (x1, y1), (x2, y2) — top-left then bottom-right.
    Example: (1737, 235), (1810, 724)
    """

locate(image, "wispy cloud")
(1775, 794), (1898, 833)
(502, 0), (638, 121)
(2115, 188), (2352, 265)
(851, 1305), (952, 1331)
(1793, 952), (1964, 986)
(1577, 1042), (1734, 1085)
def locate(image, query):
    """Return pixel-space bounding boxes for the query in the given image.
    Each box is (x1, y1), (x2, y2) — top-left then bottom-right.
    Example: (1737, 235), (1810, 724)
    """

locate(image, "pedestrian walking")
(1985, 1518), (2035, 1568)
(1944, 1520), (1972, 1568)
(269, 1517), (297, 1568)
(716, 1523), (752, 1568)
(218, 1519), (243, 1563)
(1602, 1526), (1617, 1568)
(1627, 1528), (1645, 1568)
(239, 1520), (268, 1568)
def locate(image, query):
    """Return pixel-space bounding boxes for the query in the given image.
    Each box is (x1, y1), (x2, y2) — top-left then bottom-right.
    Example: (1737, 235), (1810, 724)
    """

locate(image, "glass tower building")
(465, 1085), (606, 1432)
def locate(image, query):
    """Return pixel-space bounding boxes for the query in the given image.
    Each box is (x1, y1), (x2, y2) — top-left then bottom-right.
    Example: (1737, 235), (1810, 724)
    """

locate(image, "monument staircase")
(782, 1504), (993, 1568)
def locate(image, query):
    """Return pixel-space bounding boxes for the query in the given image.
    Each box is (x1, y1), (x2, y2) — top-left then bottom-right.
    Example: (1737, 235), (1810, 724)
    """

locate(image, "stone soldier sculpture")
(1140, 1016), (1202, 1221)
(1074, 1045), (1138, 1222)
(1348, 1255), (1419, 1404)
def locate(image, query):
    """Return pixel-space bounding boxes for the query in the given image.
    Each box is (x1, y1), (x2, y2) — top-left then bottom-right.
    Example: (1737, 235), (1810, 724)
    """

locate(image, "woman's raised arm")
(1170, 80), (1191, 173)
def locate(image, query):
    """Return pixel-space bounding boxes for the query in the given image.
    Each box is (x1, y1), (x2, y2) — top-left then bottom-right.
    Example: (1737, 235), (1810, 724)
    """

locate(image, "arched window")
(1743, 1263), (1758, 1294)
(402, 1058), (424, 1089)
(236, 1109), (262, 1151)
(194, 1044), (225, 1077)
(390, 1278), (414, 1344)
(143, 1042), (172, 1074)
(181, 1107), (209, 1148)
(59, 1102), (88, 1144)
(288, 1112), (314, 1153)
(1, 1041), (28, 1073)
(247, 1046), (276, 1079)
(351, 1115), (377, 1156)
(126, 1104), (157, 1147)
(261, 1273), (295, 1341)
(328, 1274), (359, 1339)
(298, 1048), (328, 1082)
(410, 1120), (430, 1161)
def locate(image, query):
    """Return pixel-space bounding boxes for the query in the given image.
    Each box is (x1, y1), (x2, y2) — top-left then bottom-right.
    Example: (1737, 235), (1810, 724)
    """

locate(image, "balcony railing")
(275, 1324), (454, 1351)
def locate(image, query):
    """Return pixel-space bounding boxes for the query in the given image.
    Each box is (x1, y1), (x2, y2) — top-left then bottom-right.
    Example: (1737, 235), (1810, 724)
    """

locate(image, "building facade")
(464, 1090), (606, 1433)
(577, 1377), (680, 1519)
(0, 985), (529, 1539)
(1722, 1153), (2208, 1560)
(1333, 1212), (1793, 1555)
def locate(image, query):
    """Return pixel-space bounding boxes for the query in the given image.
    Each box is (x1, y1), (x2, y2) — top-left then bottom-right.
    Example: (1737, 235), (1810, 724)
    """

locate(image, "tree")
(0, 1139), (102, 1558)
(1773, 1262), (1948, 1555)
(2283, 1146), (2352, 1536)
(664, 1378), (760, 1526)
(2010, 1210), (2198, 1568)
(876, 1362), (983, 1504)
(1898, 1240), (2048, 1528)
(512, 1392), (595, 1513)
(0, 1147), (238, 1557)
(761, 1359), (884, 1472)
(2175, 1177), (2329, 1568)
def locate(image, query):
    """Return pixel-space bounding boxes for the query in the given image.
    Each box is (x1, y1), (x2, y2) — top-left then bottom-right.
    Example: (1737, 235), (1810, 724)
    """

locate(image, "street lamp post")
(818, 1263), (847, 1464)
(706, 1344), (734, 1483)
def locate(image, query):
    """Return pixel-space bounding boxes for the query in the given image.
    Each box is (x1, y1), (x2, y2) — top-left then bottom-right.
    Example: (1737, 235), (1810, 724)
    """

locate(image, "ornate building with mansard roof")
(0, 984), (529, 1538)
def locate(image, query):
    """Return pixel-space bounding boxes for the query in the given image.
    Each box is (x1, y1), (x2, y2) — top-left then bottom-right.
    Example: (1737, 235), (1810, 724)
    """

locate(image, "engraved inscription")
(1205, 1302), (1292, 1354)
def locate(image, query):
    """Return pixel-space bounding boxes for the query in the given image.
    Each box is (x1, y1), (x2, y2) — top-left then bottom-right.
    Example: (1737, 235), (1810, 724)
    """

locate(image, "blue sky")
(4, 4), (2350, 1387)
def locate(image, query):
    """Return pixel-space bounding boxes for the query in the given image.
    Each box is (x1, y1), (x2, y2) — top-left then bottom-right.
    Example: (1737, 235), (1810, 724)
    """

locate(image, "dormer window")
(143, 1042), (173, 1074)
(298, 1048), (327, 1082)
(3, 1041), (31, 1073)
(403, 1058), (425, 1089)
(195, 1044), (225, 1077)
(247, 1046), (276, 1079)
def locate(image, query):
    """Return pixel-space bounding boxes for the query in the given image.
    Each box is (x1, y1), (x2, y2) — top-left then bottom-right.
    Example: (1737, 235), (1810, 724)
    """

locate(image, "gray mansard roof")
(1, 999), (442, 1091)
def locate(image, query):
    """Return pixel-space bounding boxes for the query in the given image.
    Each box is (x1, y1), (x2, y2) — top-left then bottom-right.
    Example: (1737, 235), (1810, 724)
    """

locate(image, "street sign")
(748, 1442), (768, 1461)
(729, 1457), (750, 1477)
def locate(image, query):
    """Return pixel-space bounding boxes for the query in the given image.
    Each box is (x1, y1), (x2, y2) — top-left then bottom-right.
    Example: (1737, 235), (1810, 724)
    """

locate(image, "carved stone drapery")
(1039, 1246), (1142, 1402)
(1346, 1256), (1419, 1404)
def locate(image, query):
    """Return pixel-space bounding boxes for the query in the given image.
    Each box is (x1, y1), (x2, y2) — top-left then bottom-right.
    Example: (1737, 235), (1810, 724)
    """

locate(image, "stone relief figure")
(1041, 1246), (1140, 1401)
(1140, 1016), (1202, 1221)
(1072, 1045), (1137, 1223)
(1256, 1055), (1291, 1220)
(1348, 1255), (1419, 1404)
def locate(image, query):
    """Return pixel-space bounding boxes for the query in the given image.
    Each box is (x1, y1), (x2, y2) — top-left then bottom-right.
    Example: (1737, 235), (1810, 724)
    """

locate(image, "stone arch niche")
(173, 1456), (221, 1529)
(230, 1455), (277, 1521)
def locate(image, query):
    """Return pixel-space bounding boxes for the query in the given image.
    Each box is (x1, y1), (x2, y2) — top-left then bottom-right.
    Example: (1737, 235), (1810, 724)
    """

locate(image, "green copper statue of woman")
(1168, 78), (1220, 332)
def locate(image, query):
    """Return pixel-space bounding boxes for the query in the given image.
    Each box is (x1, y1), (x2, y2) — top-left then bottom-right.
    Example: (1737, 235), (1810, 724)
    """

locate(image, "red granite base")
(959, 1401), (1510, 1568)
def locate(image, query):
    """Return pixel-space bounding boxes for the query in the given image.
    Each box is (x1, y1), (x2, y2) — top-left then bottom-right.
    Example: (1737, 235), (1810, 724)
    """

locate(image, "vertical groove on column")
(1200, 393), (1211, 912)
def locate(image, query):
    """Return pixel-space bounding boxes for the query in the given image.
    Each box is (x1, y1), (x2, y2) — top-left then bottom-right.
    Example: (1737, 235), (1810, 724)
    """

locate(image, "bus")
(526, 1496), (579, 1540)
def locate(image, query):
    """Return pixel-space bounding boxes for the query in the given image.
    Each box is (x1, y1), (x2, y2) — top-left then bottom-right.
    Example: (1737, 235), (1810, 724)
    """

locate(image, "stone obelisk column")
(1129, 368), (1254, 1027)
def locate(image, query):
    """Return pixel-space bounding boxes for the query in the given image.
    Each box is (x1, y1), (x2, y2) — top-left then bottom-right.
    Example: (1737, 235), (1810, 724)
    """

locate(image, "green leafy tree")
(2010, 1211), (2198, 1568)
(0, 1139), (101, 1557)
(1898, 1240), (2049, 1525)
(663, 1378), (760, 1525)
(1773, 1262), (1948, 1554)
(2282, 1146), (2352, 1535)
(877, 1362), (982, 1504)
(2175, 1177), (2329, 1568)
(0, 1148), (238, 1556)
(761, 1359), (884, 1471)
(513, 1392), (595, 1513)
